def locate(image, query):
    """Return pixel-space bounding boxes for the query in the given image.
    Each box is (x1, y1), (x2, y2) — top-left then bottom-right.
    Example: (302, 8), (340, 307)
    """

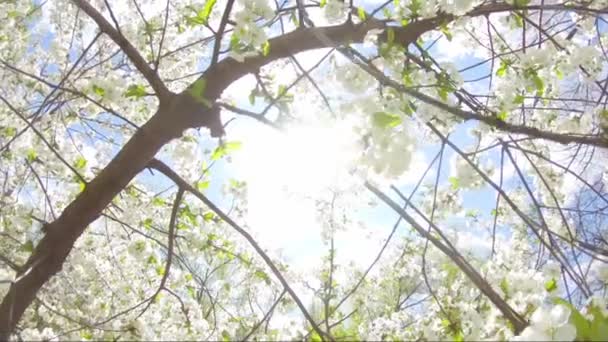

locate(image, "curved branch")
(366, 182), (528, 333)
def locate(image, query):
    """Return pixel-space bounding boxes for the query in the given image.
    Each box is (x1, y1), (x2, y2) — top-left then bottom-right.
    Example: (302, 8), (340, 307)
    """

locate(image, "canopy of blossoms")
(0, 0), (608, 340)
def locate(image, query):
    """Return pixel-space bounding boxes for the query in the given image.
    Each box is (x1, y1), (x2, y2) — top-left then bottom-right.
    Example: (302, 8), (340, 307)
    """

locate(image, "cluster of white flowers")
(361, 125), (416, 178)
(323, 0), (348, 24)
(450, 155), (486, 189)
(564, 45), (603, 81)
(439, 0), (483, 16)
(392, 0), (482, 20)
(513, 304), (576, 341)
(230, 0), (274, 62)
(335, 63), (376, 94)
(591, 261), (608, 284)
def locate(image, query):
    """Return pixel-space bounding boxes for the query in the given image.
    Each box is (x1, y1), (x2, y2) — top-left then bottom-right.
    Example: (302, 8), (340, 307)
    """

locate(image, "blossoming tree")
(1, 0), (608, 340)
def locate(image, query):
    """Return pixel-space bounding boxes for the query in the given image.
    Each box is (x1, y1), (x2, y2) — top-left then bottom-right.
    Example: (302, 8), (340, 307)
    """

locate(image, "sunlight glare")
(232, 120), (361, 253)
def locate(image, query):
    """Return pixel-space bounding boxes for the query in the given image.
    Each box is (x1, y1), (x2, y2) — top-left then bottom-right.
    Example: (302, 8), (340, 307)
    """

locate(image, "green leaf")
(513, 0), (531, 7)
(211, 141), (242, 161)
(438, 86), (450, 102)
(532, 73), (544, 96)
(78, 181), (86, 193)
(92, 84), (105, 97)
(500, 278), (509, 297)
(554, 66), (564, 80)
(203, 212), (215, 222)
(465, 209), (478, 218)
(511, 13), (524, 28)
(230, 34), (241, 50)
(26, 148), (37, 162)
(387, 27), (395, 44)
(448, 177), (459, 190)
(513, 94), (525, 105)
(144, 22), (159, 35)
(225, 141), (242, 151)
(180, 205), (198, 226)
(440, 23), (452, 41)
(152, 197), (166, 206)
(585, 305), (608, 341)
(187, 78), (213, 108)
(1, 126), (16, 138)
(544, 278), (557, 292)
(188, 78), (207, 99)
(249, 89), (256, 105)
(262, 40), (270, 56)
(254, 270), (271, 285)
(357, 8), (366, 21)
(185, 0), (217, 26)
(496, 60), (509, 77)
(147, 255), (158, 265)
(408, 0), (422, 17)
(277, 84), (288, 97)
(382, 8), (392, 20)
(289, 11), (299, 27)
(124, 84), (147, 98)
(21, 240), (34, 253)
(74, 156), (87, 170)
(319, 0), (327, 8)
(553, 298), (593, 340)
(402, 70), (414, 86)
(372, 112), (402, 129)
(80, 330), (93, 340)
(196, 180), (210, 191)
(497, 111), (508, 122)
(142, 218), (153, 229)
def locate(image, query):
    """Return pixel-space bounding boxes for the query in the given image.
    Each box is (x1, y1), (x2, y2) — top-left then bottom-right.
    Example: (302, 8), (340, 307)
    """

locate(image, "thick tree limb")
(0, 109), (176, 339)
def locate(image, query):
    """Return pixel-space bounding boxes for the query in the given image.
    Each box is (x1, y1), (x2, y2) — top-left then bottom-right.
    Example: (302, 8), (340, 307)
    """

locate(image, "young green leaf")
(496, 60), (509, 77)
(196, 180), (210, 191)
(124, 84), (147, 98)
(74, 156), (87, 170)
(372, 112), (402, 129)
(544, 278), (557, 292)
(262, 41), (270, 56)
(92, 84), (105, 97)
(387, 27), (395, 44)
(448, 177), (459, 190)
(357, 8), (366, 21)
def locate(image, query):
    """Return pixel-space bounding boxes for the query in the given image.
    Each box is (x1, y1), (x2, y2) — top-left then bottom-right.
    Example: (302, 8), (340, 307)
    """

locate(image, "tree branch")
(71, 0), (170, 98)
(146, 158), (333, 341)
(366, 182), (528, 333)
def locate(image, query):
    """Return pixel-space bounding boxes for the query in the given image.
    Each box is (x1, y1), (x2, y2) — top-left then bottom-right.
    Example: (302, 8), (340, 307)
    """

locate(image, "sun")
(230, 118), (362, 251)
(235, 119), (361, 195)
